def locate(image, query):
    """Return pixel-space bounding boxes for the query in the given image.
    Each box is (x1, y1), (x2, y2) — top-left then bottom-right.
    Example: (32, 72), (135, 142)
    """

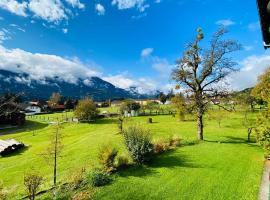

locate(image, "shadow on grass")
(118, 165), (156, 178)
(118, 150), (201, 178)
(93, 118), (118, 125)
(0, 121), (48, 136)
(204, 136), (258, 147)
(149, 150), (202, 169)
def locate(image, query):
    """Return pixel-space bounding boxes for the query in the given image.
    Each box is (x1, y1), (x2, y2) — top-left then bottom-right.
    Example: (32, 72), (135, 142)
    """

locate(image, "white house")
(25, 104), (42, 115)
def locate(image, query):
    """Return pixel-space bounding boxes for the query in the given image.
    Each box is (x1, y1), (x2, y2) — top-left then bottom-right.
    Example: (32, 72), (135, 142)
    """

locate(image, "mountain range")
(0, 69), (152, 101)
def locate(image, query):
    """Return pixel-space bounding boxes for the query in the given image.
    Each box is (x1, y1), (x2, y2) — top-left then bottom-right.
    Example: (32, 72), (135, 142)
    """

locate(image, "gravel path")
(258, 160), (270, 200)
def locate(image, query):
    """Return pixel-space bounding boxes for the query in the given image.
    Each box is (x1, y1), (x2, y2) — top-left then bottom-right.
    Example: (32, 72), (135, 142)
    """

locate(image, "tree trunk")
(247, 128), (252, 142)
(197, 114), (204, 140)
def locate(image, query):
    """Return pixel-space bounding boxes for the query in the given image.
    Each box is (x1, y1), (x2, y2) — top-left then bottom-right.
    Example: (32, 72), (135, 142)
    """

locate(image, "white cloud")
(132, 12), (147, 20)
(95, 3), (105, 15)
(248, 21), (260, 32)
(215, 19), (235, 26)
(0, 45), (100, 84)
(141, 48), (153, 57)
(28, 0), (67, 23)
(112, 0), (147, 11)
(103, 73), (158, 94)
(0, 0), (28, 17)
(155, 0), (161, 3)
(139, 4), (149, 12)
(243, 46), (253, 51)
(0, 30), (11, 43)
(228, 54), (270, 90)
(62, 28), (68, 33)
(65, 0), (85, 9)
(152, 57), (174, 77)
(9, 23), (26, 32)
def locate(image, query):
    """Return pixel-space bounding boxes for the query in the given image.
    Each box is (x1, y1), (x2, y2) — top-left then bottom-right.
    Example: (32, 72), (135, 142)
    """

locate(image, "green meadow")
(0, 110), (264, 199)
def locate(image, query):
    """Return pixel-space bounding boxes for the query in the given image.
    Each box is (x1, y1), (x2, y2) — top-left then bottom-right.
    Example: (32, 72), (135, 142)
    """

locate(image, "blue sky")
(0, 0), (269, 93)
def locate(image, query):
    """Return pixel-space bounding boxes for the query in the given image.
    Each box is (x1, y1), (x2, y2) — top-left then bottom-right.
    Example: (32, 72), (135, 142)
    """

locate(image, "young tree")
(208, 109), (228, 128)
(242, 111), (256, 142)
(42, 122), (63, 194)
(74, 98), (99, 121)
(172, 27), (241, 140)
(24, 171), (43, 200)
(171, 93), (187, 121)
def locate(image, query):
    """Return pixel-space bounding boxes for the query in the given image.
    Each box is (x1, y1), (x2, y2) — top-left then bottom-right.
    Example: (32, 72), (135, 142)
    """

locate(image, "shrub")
(24, 171), (43, 200)
(98, 145), (118, 173)
(70, 168), (86, 190)
(86, 169), (111, 187)
(154, 136), (181, 154)
(55, 192), (72, 200)
(122, 126), (154, 165)
(72, 190), (95, 200)
(153, 141), (170, 154)
(0, 181), (7, 200)
(74, 98), (99, 121)
(169, 136), (181, 147)
(116, 154), (130, 169)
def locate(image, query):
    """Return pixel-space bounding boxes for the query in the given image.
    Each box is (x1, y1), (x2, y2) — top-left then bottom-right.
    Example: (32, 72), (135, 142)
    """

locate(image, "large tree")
(172, 28), (241, 140)
(251, 67), (270, 104)
(251, 67), (270, 154)
(0, 93), (21, 117)
(74, 98), (99, 121)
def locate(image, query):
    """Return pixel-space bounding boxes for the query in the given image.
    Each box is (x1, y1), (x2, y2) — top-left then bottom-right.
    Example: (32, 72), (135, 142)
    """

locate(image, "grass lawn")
(0, 111), (264, 199)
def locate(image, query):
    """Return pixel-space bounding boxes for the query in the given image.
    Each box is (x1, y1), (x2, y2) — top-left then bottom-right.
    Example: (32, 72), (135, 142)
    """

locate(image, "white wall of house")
(25, 105), (42, 114)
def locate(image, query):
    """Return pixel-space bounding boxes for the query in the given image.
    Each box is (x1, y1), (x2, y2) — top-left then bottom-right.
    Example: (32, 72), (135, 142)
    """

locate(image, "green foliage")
(86, 169), (111, 187)
(122, 126), (154, 164)
(256, 110), (270, 156)
(208, 110), (228, 128)
(120, 100), (141, 113)
(171, 93), (187, 121)
(69, 168), (86, 190)
(251, 67), (270, 104)
(74, 98), (99, 121)
(0, 113), (265, 200)
(116, 154), (130, 169)
(143, 101), (159, 112)
(24, 171), (43, 200)
(0, 181), (7, 200)
(98, 145), (118, 173)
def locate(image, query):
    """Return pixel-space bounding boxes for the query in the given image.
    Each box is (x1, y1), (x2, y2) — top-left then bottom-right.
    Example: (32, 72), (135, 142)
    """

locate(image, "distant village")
(0, 92), (174, 127)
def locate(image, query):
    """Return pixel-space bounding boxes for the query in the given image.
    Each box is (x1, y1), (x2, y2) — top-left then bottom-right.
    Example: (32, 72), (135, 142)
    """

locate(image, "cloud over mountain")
(0, 45), (100, 84)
